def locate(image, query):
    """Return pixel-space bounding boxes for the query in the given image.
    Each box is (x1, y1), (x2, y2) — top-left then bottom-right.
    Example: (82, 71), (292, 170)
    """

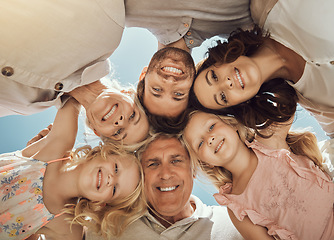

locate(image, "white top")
(86, 195), (243, 240)
(263, 0), (334, 137)
(0, 0), (125, 116)
(125, 0), (253, 48)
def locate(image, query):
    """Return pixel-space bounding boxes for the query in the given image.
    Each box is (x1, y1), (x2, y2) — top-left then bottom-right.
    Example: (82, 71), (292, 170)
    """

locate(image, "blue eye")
(174, 92), (184, 96)
(129, 111), (135, 120)
(112, 129), (122, 137)
(153, 87), (161, 92)
(198, 141), (203, 149)
(148, 162), (159, 167)
(209, 124), (215, 131)
(171, 159), (181, 164)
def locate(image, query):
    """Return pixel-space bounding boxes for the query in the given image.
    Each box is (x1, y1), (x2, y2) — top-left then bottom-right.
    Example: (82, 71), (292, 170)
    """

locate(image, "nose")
(163, 76), (177, 84)
(158, 166), (174, 180)
(225, 77), (233, 89)
(207, 136), (215, 146)
(219, 76), (233, 90)
(107, 174), (114, 187)
(114, 115), (124, 126)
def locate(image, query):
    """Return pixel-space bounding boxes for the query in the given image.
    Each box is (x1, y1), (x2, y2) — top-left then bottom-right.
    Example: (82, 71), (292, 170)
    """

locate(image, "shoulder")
(191, 195), (243, 240)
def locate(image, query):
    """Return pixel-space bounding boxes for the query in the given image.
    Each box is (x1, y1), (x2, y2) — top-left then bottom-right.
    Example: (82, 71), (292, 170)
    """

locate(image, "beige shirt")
(87, 195), (243, 240)
(0, 0), (125, 116)
(125, 0), (253, 49)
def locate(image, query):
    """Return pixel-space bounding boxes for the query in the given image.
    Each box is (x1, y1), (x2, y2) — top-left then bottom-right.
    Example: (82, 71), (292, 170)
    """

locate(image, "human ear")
(139, 66), (148, 81)
(207, 164), (215, 168)
(93, 129), (100, 137)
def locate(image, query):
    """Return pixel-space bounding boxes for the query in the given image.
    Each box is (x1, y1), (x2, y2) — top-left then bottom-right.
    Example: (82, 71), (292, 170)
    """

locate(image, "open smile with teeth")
(158, 186), (178, 192)
(97, 169), (102, 190)
(234, 68), (244, 89)
(103, 104), (117, 121)
(162, 66), (183, 75)
(215, 139), (225, 153)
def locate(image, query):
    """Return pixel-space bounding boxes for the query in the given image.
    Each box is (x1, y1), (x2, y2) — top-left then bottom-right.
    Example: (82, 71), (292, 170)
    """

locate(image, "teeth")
(215, 139), (224, 153)
(162, 66), (183, 75)
(103, 104), (117, 121)
(160, 186), (176, 192)
(97, 170), (102, 189)
(235, 68), (244, 88)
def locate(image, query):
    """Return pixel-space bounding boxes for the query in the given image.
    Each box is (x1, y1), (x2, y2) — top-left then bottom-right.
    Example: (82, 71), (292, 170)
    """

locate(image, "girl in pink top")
(183, 111), (334, 240)
(0, 98), (146, 240)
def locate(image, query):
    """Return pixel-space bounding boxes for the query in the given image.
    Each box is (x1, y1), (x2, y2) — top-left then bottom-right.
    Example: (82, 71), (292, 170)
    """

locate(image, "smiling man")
(137, 47), (195, 133)
(139, 47), (195, 118)
(87, 133), (243, 239)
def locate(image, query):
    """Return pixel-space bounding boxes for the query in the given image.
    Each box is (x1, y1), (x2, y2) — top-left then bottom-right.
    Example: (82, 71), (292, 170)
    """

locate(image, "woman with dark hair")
(190, 0), (334, 141)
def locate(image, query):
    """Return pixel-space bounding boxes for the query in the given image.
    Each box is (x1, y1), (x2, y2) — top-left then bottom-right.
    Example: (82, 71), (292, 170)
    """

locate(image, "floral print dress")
(0, 151), (57, 239)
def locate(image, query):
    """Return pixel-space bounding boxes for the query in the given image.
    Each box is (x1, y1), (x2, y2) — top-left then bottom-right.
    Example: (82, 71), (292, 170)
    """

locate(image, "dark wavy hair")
(137, 79), (190, 134)
(189, 25), (298, 137)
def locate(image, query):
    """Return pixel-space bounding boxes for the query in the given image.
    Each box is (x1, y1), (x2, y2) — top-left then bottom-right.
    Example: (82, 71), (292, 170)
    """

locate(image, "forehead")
(189, 112), (214, 127)
(142, 137), (188, 159)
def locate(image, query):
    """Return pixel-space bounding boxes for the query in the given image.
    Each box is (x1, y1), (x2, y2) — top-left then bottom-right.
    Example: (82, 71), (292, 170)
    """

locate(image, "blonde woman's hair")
(62, 142), (147, 237)
(182, 111), (325, 190)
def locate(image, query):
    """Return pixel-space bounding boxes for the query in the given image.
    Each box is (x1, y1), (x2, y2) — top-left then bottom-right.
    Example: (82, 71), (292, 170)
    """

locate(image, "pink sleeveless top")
(214, 140), (334, 240)
(0, 151), (67, 240)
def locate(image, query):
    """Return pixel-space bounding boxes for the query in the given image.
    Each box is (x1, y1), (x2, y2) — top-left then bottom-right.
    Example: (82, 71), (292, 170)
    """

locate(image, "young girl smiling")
(0, 98), (146, 239)
(183, 111), (334, 239)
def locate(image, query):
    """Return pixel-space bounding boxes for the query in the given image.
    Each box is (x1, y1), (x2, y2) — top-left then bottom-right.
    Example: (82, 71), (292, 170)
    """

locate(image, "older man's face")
(141, 137), (194, 220)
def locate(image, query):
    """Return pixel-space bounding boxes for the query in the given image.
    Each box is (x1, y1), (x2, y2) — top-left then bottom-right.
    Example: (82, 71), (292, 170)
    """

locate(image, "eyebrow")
(121, 133), (128, 141)
(205, 71), (212, 86)
(172, 97), (186, 102)
(213, 94), (223, 106)
(134, 111), (141, 125)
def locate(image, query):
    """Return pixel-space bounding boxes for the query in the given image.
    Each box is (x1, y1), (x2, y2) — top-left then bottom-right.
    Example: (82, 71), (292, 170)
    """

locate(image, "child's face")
(184, 112), (241, 167)
(86, 89), (149, 144)
(78, 154), (140, 203)
(194, 56), (262, 110)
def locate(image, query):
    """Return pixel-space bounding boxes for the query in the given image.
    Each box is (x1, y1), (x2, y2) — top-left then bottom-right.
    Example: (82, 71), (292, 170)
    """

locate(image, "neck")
(254, 39), (305, 84)
(69, 80), (108, 110)
(151, 200), (195, 228)
(227, 145), (258, 194)
(43, 162), (81, 214)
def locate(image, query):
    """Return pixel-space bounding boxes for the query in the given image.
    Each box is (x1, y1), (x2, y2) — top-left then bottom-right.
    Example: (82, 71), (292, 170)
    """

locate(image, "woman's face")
(86, 90), (150, 144)
(194, 56), (262, 110)
(184, 112), (241, 167)
(78, 153), (140, 203)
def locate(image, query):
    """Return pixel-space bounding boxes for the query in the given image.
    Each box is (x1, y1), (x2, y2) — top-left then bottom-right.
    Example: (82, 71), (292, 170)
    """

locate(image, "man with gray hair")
(87, 133), (243, 239)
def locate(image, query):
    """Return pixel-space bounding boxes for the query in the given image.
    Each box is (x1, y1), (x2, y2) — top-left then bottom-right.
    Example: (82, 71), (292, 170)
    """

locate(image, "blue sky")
(0, 27), (328, 205)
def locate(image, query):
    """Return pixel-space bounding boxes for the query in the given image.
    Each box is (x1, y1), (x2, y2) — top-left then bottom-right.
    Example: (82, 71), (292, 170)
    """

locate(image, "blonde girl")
(0, 98), (146, 240)
(183, 110), (334, 240)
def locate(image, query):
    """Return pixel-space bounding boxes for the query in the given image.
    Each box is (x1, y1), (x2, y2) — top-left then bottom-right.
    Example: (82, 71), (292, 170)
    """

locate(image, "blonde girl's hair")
(181, 110), (254, 189)
(182, 111), (325, 190)
(286, 130), (324, 172)
(62, 142), (147, 237)
(85, 78), (151, 149)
